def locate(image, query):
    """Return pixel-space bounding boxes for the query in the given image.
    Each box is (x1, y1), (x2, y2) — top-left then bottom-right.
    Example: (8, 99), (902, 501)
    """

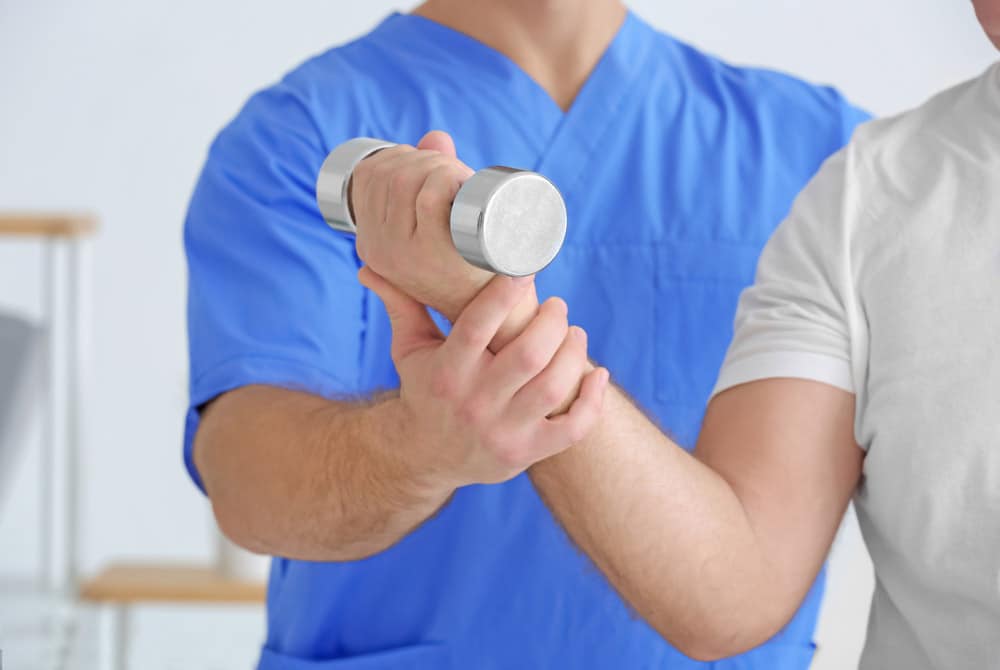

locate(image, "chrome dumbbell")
(315, 138), (567, 277)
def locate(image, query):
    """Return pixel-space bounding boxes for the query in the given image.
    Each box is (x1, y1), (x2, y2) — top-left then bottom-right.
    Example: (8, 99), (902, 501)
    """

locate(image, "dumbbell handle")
(315, 138), (567, 277)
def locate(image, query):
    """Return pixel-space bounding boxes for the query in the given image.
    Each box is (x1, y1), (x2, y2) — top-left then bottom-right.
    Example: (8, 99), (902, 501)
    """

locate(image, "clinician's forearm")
(529, 388), (801, 660)
(194, 385), (452, 562)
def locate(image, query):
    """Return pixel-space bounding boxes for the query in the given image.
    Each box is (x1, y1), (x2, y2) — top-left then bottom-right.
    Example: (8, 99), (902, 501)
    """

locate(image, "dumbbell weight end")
(315, 138), (568, 277)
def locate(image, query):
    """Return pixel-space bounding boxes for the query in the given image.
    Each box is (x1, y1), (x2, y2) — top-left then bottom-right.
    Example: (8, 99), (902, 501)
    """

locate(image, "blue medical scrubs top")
(184, 12), (868, 670)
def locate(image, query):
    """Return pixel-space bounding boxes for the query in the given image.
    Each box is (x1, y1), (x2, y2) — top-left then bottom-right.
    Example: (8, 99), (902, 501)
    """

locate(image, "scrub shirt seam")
(558, 66), (656, 202)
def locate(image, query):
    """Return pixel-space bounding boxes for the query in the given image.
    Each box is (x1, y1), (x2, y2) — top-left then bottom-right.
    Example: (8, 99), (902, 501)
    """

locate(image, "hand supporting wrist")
(361, 268), (609, 488)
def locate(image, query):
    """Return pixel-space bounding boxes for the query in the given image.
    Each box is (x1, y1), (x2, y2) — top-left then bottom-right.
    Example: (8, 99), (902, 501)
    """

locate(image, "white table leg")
(98, 604), (129, 670)
(64, 238), (89, 589)
(39, 238), (59, 592)
(38, 237), (89, 593)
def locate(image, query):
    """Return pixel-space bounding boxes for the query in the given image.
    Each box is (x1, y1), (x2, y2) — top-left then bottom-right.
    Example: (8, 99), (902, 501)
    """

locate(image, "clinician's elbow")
(209, 489), (399, 563)
(210, 497), (275, 556)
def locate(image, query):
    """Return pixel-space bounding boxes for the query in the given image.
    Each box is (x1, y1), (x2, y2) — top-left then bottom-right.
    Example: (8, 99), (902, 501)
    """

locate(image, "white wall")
(0, 0), (994, 667)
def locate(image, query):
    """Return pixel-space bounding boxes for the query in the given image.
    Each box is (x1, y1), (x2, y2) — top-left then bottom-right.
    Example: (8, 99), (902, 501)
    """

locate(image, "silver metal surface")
(315, 138), (567, 275)
(451, 168), (567, 276)
(316, 138), (396, 233)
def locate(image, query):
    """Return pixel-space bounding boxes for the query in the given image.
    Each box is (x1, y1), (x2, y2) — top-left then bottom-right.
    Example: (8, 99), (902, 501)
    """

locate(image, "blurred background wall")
(0, 0), (995, 668)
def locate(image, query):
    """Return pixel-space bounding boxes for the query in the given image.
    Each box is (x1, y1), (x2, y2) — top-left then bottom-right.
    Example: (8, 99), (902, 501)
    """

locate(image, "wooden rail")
(0, 212), (98, 238)
(79, 563), (267, 604)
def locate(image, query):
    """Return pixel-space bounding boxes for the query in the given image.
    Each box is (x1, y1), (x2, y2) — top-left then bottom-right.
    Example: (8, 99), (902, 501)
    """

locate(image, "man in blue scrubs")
(185, 1), (868, 668)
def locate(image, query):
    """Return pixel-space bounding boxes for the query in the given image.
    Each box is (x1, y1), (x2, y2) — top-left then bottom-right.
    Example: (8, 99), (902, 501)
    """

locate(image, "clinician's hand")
(350, 131), (538, 334)
(359, 266), (609, 486)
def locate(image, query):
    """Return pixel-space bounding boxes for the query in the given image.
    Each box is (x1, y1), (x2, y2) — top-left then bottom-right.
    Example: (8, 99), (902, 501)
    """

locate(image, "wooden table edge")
(0, 213), (99, 238)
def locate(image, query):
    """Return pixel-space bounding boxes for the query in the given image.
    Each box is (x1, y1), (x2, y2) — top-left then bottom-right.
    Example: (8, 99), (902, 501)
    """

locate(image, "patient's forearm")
(529, 386), (830, 660)
(195, 385), (452, 562)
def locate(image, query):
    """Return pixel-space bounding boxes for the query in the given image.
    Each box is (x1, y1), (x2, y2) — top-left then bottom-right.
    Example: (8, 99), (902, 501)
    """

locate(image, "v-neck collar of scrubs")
(372, 11), (659, 195)
(531, 11), (658, 198)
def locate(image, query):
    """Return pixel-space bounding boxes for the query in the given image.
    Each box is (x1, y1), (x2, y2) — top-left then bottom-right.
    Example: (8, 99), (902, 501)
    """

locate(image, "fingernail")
(511, 275), (534, 286)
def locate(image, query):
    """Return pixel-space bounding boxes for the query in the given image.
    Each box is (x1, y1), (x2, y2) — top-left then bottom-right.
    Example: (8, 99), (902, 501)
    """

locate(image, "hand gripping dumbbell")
(315, 138), (568, 277)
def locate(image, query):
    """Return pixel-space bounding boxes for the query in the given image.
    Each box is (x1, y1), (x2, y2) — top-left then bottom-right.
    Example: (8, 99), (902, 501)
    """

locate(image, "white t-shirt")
(714, 61), (1000, 669)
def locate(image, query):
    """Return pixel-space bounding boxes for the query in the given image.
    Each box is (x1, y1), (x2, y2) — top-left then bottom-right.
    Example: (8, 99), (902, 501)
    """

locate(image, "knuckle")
(517, 346), (547, 373)
(481, 428), (506, 452)
(429, 367), (458, 399)
(493, 442), (524, 470)
(458, 398), (489, 426)
(414, 187), (443, 219)
(389, 170), (413, 194)
(431, 161), (459, 180)
(539, 380), (566, 407)
(458, 323), (489, 348)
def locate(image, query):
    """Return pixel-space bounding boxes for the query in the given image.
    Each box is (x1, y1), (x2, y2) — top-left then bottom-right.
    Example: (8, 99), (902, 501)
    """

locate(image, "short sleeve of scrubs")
(183, 75), (364, 491)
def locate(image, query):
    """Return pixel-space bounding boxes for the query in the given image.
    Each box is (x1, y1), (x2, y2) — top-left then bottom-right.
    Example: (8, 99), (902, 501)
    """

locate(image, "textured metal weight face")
(450, 168), (567, 277)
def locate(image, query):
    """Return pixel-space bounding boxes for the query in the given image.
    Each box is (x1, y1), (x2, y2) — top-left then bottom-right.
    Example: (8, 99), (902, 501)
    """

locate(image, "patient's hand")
(350, 131), (513, 323)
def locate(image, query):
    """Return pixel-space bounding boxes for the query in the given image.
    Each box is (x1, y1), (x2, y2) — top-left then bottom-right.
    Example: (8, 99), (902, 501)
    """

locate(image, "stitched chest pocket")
(652, 239), (762, 408)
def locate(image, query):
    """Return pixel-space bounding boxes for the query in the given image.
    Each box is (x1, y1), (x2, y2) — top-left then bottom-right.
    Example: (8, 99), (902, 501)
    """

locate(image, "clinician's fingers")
(383, 151), (455, 241)
(354, 147), (415, 261)
(506, 326), (587, 420)
(416, 130), (458, 158)
(358, 266), (443, 363)
(443, 275), (534, 374)
(539, 366), (610, 451)
(351, 144), (413, 225)
(415, 161), (474, 244)
(361, 147), (428, 238)
(487, 297), (569, 399)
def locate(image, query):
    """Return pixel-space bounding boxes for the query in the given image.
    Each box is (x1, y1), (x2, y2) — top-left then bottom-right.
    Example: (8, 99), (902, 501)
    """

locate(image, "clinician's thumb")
(416, 130), (457, 158)
(358, 267), (442, 360)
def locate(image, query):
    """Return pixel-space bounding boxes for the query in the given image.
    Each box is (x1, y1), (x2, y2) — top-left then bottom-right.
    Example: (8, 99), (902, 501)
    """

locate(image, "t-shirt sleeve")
(182, 78), (366, 492)
(712, 149), (860, 398)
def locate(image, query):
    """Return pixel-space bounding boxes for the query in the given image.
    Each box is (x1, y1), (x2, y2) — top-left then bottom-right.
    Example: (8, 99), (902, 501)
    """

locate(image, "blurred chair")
(0, 311), (43, 506)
